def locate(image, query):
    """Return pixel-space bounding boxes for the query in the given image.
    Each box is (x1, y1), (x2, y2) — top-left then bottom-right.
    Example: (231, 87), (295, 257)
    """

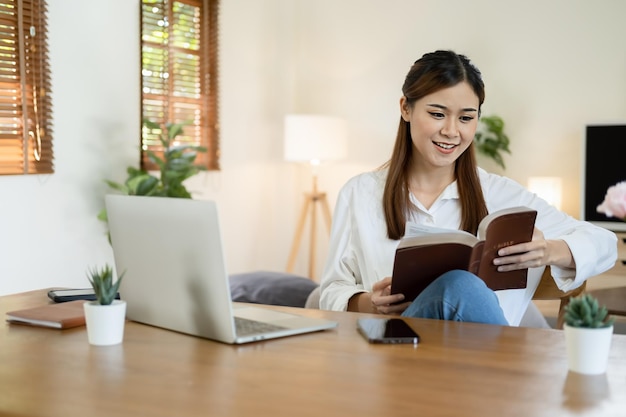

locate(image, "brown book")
(6, 299), (86, 329)
(390, 206), (537, 301)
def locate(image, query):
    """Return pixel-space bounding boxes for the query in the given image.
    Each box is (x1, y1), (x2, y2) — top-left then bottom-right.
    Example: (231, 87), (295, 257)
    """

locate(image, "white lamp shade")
(284, 114), (348, 163)
(528, 176), (563, 210)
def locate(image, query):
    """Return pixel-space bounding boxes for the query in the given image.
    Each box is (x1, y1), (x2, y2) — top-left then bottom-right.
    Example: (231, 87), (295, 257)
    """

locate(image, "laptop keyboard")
(234, 316), (288, 336)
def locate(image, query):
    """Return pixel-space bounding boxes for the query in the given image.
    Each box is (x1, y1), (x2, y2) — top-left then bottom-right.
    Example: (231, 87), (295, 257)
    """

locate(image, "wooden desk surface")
(1, 290), (625, 417)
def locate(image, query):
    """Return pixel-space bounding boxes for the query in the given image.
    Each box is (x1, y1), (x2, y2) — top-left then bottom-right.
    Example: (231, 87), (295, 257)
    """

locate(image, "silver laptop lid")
(105, 195), (238, 343)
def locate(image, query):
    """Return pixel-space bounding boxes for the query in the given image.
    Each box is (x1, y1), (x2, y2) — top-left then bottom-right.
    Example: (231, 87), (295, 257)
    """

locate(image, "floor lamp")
(284, 114), (347, 280)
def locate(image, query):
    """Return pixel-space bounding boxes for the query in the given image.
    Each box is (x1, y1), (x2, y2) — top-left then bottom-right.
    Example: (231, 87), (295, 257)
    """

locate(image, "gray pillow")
(229, 271), (319, 308)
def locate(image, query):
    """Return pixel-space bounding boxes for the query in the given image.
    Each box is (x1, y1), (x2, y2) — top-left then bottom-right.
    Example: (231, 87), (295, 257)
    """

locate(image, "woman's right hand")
(370, 277), (411, 315)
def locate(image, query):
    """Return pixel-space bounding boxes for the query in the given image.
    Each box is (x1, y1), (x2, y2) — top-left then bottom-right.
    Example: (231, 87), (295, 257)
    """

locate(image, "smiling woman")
(318, 50), (617, 329)
(0, 0), (53, 175)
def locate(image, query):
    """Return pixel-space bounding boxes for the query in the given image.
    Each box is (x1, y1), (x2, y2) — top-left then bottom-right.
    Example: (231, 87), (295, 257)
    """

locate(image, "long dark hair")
(382, 50), (488, 239)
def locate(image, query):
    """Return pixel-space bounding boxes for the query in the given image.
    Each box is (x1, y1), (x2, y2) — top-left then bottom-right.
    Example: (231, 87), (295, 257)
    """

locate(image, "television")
(582, 124), (626, 232)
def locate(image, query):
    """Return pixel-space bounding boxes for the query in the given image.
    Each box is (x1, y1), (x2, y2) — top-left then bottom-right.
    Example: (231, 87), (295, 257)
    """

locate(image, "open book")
(390, 206), (537, 301)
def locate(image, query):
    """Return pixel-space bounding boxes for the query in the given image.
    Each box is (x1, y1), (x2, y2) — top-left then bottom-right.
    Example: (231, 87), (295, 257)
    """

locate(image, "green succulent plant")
(87, 264), (124, 306)
(564, 293), (615, 329)
(474, 114), (511, 169)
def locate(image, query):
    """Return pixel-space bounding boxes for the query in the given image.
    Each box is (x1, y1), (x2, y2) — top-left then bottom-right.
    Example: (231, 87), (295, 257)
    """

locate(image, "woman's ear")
(399, 96), (410, 122)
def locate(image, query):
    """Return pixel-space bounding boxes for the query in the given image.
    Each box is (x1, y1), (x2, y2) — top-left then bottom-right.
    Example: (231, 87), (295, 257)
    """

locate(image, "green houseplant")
(83, 264), (127, 346)
(563, 293), (614, 375)
(97, 120), (207, 223)
(564, 293), (615, 329)
(474, 115), (511, 169)
(87, 264), (124, 306)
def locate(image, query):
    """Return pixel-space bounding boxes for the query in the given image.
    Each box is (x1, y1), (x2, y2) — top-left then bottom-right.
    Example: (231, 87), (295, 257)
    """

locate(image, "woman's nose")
(441, 119), (459, 138)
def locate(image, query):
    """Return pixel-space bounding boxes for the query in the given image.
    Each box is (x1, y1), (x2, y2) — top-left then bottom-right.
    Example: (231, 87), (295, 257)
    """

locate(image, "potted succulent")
(563, 293), (615, 374)
(83, 264), (126, 346)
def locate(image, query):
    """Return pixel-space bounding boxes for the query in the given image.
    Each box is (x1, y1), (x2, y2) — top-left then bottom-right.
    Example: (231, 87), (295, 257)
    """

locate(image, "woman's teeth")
(435, 142), (454, 149)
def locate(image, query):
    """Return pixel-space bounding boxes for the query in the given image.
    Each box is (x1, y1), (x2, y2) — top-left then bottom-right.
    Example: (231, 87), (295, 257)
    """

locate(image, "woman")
(319, 50), (617, 326)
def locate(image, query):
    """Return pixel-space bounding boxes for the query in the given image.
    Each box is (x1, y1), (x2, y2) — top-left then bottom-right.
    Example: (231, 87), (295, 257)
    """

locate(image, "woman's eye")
(460, 115), (474, 122)
(429, 112), (444, 119)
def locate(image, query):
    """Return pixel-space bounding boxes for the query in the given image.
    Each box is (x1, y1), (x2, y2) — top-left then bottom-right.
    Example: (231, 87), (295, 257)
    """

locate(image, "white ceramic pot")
(564, 324), (613, 375)
(83, 300), (127, 346)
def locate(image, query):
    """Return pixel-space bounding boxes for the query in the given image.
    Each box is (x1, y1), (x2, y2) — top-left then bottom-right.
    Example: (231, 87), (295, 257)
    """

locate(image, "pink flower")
(597, 181), (626, 220)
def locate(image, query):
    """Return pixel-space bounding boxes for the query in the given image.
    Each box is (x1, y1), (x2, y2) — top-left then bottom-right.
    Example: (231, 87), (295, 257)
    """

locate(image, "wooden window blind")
(140, 0), (219, 171)
(0, 0), (53, 175)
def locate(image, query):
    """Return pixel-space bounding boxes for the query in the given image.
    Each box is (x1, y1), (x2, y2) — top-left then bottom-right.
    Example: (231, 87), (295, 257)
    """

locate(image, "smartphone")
(356, 318), (420, 345)
(47, 288), (120, 303)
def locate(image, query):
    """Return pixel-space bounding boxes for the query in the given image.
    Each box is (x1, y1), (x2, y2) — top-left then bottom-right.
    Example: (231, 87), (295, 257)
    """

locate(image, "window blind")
(141, 0), (219, 171)
(0, 0), (53, 175)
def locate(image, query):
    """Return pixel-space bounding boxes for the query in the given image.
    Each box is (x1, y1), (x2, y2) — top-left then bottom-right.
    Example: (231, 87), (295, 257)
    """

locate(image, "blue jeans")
(401, 270), (509, 325)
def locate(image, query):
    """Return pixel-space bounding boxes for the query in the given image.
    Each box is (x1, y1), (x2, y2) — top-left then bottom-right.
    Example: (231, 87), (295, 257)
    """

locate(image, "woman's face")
(400, 82), (479, 170)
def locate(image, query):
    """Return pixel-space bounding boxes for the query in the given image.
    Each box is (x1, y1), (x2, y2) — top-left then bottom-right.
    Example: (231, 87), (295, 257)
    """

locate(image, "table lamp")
(284, 114), (348, 280)
(528, 176), (562, 210)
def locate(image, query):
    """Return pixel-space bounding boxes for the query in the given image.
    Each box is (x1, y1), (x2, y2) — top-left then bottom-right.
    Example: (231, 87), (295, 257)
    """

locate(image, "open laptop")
(105, 194), (337, 344)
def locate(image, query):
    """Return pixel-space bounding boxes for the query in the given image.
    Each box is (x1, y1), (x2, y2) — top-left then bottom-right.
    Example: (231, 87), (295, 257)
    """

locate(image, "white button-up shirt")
(319, 167), (617, 325)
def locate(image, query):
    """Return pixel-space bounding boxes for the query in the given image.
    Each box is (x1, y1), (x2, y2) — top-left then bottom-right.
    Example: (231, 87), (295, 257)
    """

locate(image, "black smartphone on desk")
(357, 318), (420, 345)
(47, 288), (120, 303)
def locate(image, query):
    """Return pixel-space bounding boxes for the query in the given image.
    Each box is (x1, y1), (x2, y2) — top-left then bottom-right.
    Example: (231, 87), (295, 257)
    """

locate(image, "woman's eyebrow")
(426, 103), (478, 113)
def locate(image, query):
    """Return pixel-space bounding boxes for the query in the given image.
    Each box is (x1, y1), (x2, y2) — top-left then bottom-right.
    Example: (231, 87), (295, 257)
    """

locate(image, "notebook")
(105, 195), (337, 344)
(6, 299), (86, 329)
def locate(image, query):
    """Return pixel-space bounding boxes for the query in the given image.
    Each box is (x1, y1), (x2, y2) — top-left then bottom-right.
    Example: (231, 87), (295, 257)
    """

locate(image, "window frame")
(0, 0), (53, 175)
(140, 0), (220, 172)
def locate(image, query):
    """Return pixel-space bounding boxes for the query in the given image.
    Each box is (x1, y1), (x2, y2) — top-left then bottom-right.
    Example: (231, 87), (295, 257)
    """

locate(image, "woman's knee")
(431, 269), (488, 295)
(403, 269), (508, 325)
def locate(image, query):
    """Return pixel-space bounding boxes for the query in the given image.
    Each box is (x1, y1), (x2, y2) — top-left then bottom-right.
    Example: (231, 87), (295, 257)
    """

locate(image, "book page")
(405, 221), (475, 238)
(400, 222), (478, 250)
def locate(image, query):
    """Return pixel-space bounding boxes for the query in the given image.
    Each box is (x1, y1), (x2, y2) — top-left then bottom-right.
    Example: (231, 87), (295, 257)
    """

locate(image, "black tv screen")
(583, 124), (626, 232)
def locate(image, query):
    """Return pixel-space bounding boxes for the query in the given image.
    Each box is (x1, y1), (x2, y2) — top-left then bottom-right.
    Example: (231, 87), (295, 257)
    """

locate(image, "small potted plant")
(563, 293), (615, 374)
(83, 264), (126, 346)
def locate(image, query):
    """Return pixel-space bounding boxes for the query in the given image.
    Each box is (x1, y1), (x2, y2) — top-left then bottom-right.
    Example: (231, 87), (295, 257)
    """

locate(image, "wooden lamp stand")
(282, 114), (348, 280)
(285, 174), (332, 280)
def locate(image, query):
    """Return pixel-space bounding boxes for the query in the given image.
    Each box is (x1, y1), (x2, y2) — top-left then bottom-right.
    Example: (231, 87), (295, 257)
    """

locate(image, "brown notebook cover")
(391, 206), (537, 301)
(6, 299), (86, 329)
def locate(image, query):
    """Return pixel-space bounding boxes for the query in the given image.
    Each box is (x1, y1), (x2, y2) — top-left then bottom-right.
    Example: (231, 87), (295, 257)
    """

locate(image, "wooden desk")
(1, 289), (625, 417)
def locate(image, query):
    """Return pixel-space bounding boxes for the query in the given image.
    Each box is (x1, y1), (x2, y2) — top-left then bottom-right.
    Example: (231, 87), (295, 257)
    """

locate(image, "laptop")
(105, 194), (337, 344)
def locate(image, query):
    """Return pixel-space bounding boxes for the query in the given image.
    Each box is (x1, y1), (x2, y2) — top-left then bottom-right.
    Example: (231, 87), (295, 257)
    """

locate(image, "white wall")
(0, 0), (140, 295)
(1, 0), (625, 295)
